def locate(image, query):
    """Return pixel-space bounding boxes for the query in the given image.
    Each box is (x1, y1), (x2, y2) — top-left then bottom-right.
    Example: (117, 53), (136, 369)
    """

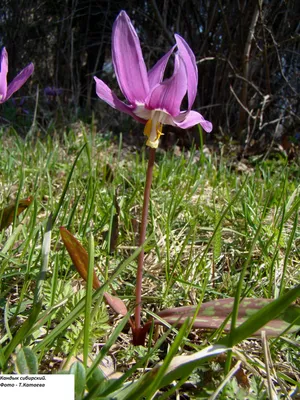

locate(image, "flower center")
(143, 111), (167, 148)
(144, 120), (163, 148)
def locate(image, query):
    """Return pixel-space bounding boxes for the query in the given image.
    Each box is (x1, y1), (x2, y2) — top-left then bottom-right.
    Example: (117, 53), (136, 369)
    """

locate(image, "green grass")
(0, 126), (299, 399)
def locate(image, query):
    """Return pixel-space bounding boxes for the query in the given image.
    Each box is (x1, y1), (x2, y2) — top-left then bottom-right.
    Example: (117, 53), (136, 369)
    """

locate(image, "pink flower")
(44, 87), (63, 97)
(94, 11), (212, 148)
(0, 47), (34, 104)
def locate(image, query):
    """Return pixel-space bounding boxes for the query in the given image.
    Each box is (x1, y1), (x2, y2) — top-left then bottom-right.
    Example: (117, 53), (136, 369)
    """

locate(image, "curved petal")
(0, 47), (8, 102)
(172, 110), (213, 132)
(175, 34), (198, 110)
(133, 103), (152, 120)
(145, 53), (187, 116)
(94, 77), (145, 123)
(6, 63), (34, 101)
(112, 11), (149, 104)
(148, 46), (175, 89)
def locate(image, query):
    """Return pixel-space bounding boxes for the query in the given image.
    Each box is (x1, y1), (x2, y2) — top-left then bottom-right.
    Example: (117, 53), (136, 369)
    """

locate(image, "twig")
(265, 26), (299, 96)
(150, 0), (174, 46)
(261, 331), (277, 400)
(261, 331), (291, 399)
(238, 4), (260, 134)
(197, 57), (215, 63)
(230, 85), (256, 119)
(258, 0), (271, 94)
(198, 56), (265, 98)
(258, 94), (271, 130)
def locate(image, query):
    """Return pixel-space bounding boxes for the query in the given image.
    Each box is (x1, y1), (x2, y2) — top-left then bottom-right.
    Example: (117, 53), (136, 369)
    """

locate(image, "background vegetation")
(0, 127), (299, 397)
(1, 0), (299, 150)
(0, 1), (300, 398)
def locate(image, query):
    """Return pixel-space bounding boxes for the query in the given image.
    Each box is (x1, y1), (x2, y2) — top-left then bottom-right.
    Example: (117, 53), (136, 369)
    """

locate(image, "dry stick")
(198, 56), (265, 98)
(266, 25), (299, 97)
(258, 0), (271, 95)
(86, 5), (109, 108)
(150, 0), (174, 46)
(238, 4), (259, 137)
(134, 148), (156, 332)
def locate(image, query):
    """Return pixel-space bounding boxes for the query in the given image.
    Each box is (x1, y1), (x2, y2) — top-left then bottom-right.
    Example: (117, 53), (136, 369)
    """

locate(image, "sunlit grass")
(0, 126), (299, 398)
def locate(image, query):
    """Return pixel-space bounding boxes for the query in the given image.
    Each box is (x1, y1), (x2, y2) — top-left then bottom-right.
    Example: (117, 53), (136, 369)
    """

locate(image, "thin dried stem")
(238, 4), (260, 136)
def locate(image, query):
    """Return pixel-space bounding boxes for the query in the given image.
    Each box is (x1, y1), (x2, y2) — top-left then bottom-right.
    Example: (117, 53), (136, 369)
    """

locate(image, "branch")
(265, 26), (299, 97)
(230, 85), (256, 119)
(239, 4), (260, 134)
(150, 0), (174, 46)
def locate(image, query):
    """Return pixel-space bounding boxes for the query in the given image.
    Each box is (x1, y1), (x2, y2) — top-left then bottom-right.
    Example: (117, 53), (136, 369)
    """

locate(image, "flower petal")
(5, 63), (34, 101)
(133, 104), (152, 120)
(112, 11), (149, 104)
(0, 47), (8, 102)
(148, 46), (175, 89)
(94, 77), (145, 123)
(175, 34), (198, 110)
(146, 53), (187, 116)
(172, 110), (213, 132)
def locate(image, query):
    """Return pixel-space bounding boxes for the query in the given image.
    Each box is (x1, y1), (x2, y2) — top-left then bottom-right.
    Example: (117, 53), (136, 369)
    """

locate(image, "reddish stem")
(134, 147), (156, 335)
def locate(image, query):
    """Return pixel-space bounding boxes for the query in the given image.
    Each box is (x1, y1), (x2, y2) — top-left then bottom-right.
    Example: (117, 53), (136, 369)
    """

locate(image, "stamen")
(144, 120), (164, 149)
(144, 119), (152, 138)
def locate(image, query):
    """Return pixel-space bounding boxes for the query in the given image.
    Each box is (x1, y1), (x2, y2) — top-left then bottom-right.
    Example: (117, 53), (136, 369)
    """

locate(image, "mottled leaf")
(0, 196), (33, 230)
(60, 227), (127, 315)
(70, 361), (86, 399)
(16, 346), (38, 374)
(60, 227), (101, 289)
(156, 298), (300, 336)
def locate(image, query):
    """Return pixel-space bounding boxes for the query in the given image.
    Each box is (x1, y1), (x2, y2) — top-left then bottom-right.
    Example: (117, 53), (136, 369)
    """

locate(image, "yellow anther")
(144, 120), (164, 149)
(144, 119), (152, 138)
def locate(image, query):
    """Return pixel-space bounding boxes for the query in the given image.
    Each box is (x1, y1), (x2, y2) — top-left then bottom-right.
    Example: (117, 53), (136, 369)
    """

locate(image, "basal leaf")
(70, 361), (86, 400)
(60, 227), (101, 289)
(103, 292), (127, 316)
(60, 227), (127, 315)
(0, 196), (33, 230)
(155, 298), (300, 336)
(16, 346), (38, 374)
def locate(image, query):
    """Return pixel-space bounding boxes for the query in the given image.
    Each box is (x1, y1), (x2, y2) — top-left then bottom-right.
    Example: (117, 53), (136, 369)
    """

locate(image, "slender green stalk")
(83, 233), (94, 368)
(197, 124), (205, 165)
(224, 214), (264, 374)
(279, 209), (299, 295)
(134, 148), (156, 336)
